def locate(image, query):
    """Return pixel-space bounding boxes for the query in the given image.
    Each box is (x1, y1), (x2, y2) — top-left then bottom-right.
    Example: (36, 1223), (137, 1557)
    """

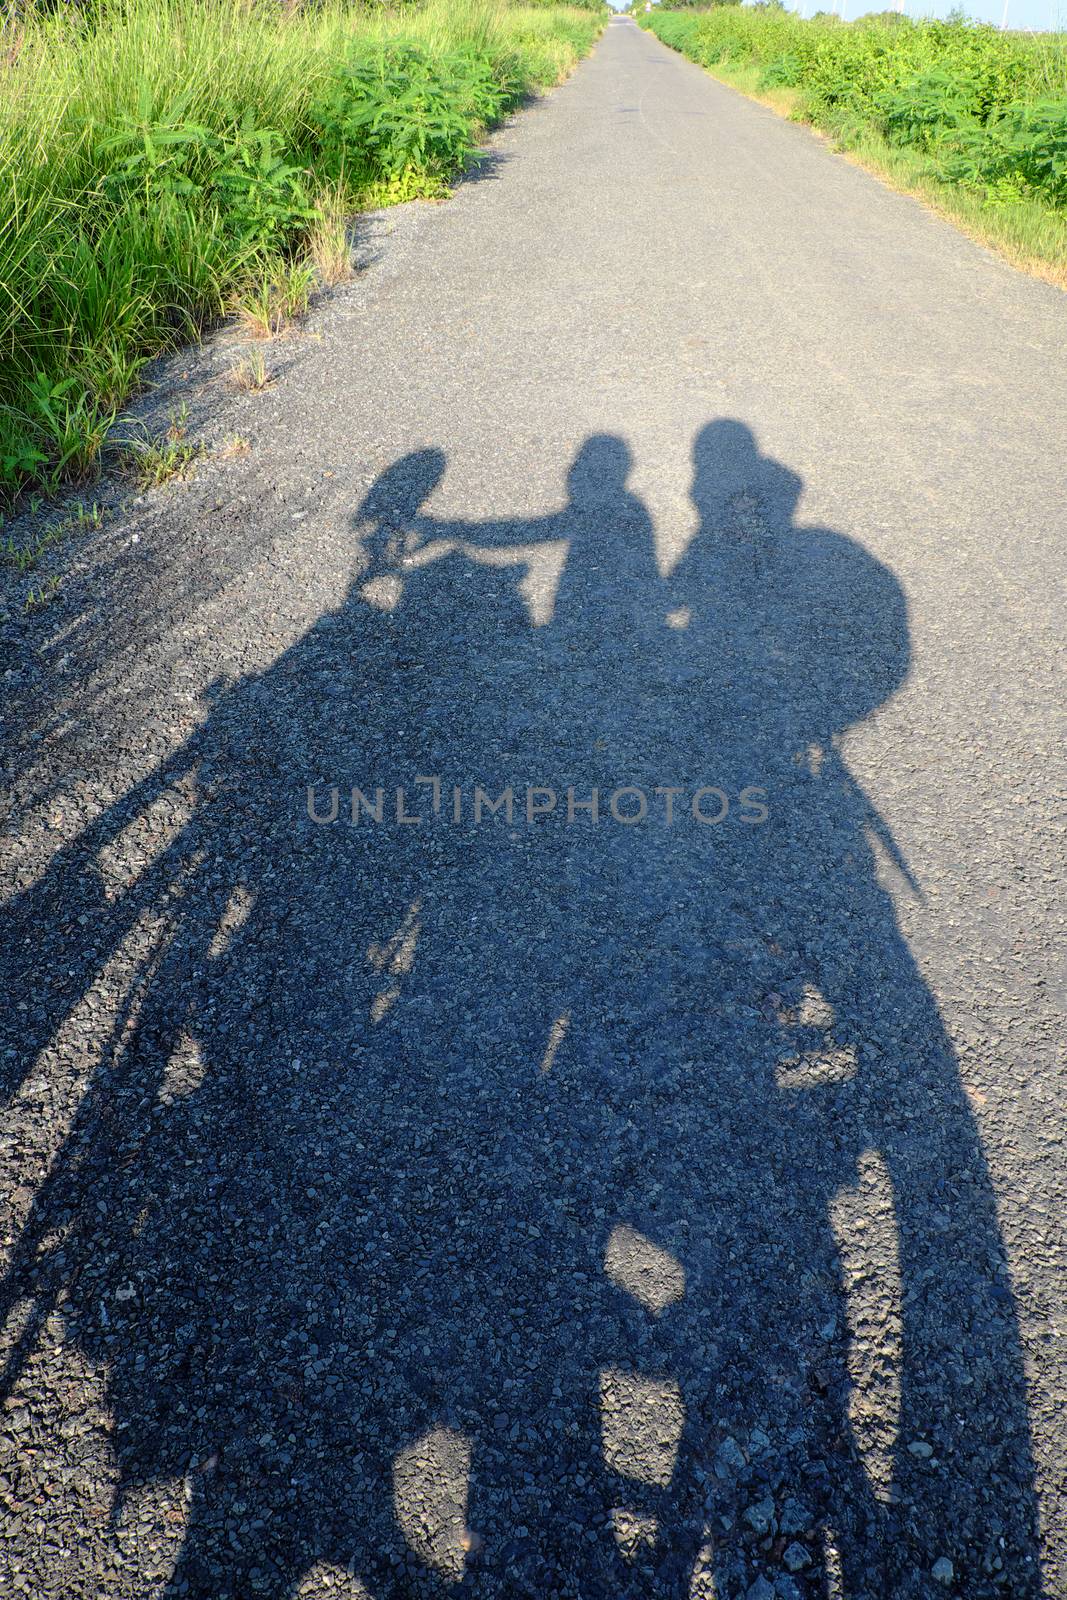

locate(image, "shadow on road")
(1, 423), (1040, 1598)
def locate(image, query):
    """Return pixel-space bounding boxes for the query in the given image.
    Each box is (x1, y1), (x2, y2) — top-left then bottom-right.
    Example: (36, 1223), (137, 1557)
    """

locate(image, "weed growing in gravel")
(23, 573), (61, 611)
(1, 530), (45, 574)
(128, 437), (199, 489)
(307, 188), (354, 287)
(231, 349), (272, 393)
(0, 500), (103, 573)
(62, 500), (105, 537)
(234, 261), (315, 337)
(218, 435), (252, 460)
(277, 261), (317, 322)
(234, 277), (288, 341)
(123, 408), (199, 489)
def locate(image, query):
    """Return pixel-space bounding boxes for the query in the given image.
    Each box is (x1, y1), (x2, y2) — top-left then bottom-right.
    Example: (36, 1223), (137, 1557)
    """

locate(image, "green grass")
(23, 573), (62, 612)
(0, 0), (604, 507)
(643, 7), (1067, 287)
(122, 406), (201, 489)
(0, 500), (102, 574)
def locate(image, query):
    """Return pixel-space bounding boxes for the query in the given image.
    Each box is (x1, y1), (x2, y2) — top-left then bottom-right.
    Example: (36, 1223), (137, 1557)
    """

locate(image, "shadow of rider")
(0, 423), (1039, 1600)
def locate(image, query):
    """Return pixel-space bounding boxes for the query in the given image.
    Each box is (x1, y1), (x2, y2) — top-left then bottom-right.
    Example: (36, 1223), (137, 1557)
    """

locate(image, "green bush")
(940, 98), (1067, 204)
(315, 39), (521, 184)
(877, 70), (979, 151)
(759, 52), (803, 89)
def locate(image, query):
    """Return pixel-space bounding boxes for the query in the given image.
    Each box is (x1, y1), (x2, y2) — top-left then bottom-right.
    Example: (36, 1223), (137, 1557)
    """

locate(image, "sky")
(611, 0), (1065, 33)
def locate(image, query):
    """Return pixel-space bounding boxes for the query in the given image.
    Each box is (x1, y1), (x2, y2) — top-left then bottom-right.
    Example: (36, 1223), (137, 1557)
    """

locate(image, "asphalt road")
(2, 17), (1065, 1600)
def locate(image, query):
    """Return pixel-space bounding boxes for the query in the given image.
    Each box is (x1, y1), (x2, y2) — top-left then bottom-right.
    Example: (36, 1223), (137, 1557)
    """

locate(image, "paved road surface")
(2, 18), (1064, 1600)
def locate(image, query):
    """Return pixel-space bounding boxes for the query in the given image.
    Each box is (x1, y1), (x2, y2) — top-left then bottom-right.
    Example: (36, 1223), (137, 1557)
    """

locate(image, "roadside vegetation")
(642, 4), (1067, 285)
(0, 0), (604, 509)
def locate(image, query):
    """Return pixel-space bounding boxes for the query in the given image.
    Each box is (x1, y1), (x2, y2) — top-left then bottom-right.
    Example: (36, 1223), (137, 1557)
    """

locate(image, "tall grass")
(0, 0), (603, 504)
(644, 8), (1067, 283)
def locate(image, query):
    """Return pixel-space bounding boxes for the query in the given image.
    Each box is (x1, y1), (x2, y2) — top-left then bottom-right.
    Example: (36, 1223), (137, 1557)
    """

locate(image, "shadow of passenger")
(0, 424), (1040, 1599)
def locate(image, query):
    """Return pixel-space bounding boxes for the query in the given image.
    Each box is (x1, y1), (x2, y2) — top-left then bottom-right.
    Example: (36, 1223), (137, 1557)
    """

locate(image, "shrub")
(760, 53), (803, 89)
(877, 70), (979, 151)
(314, 39), (518, 185)
(940, 98), (1067, 204)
